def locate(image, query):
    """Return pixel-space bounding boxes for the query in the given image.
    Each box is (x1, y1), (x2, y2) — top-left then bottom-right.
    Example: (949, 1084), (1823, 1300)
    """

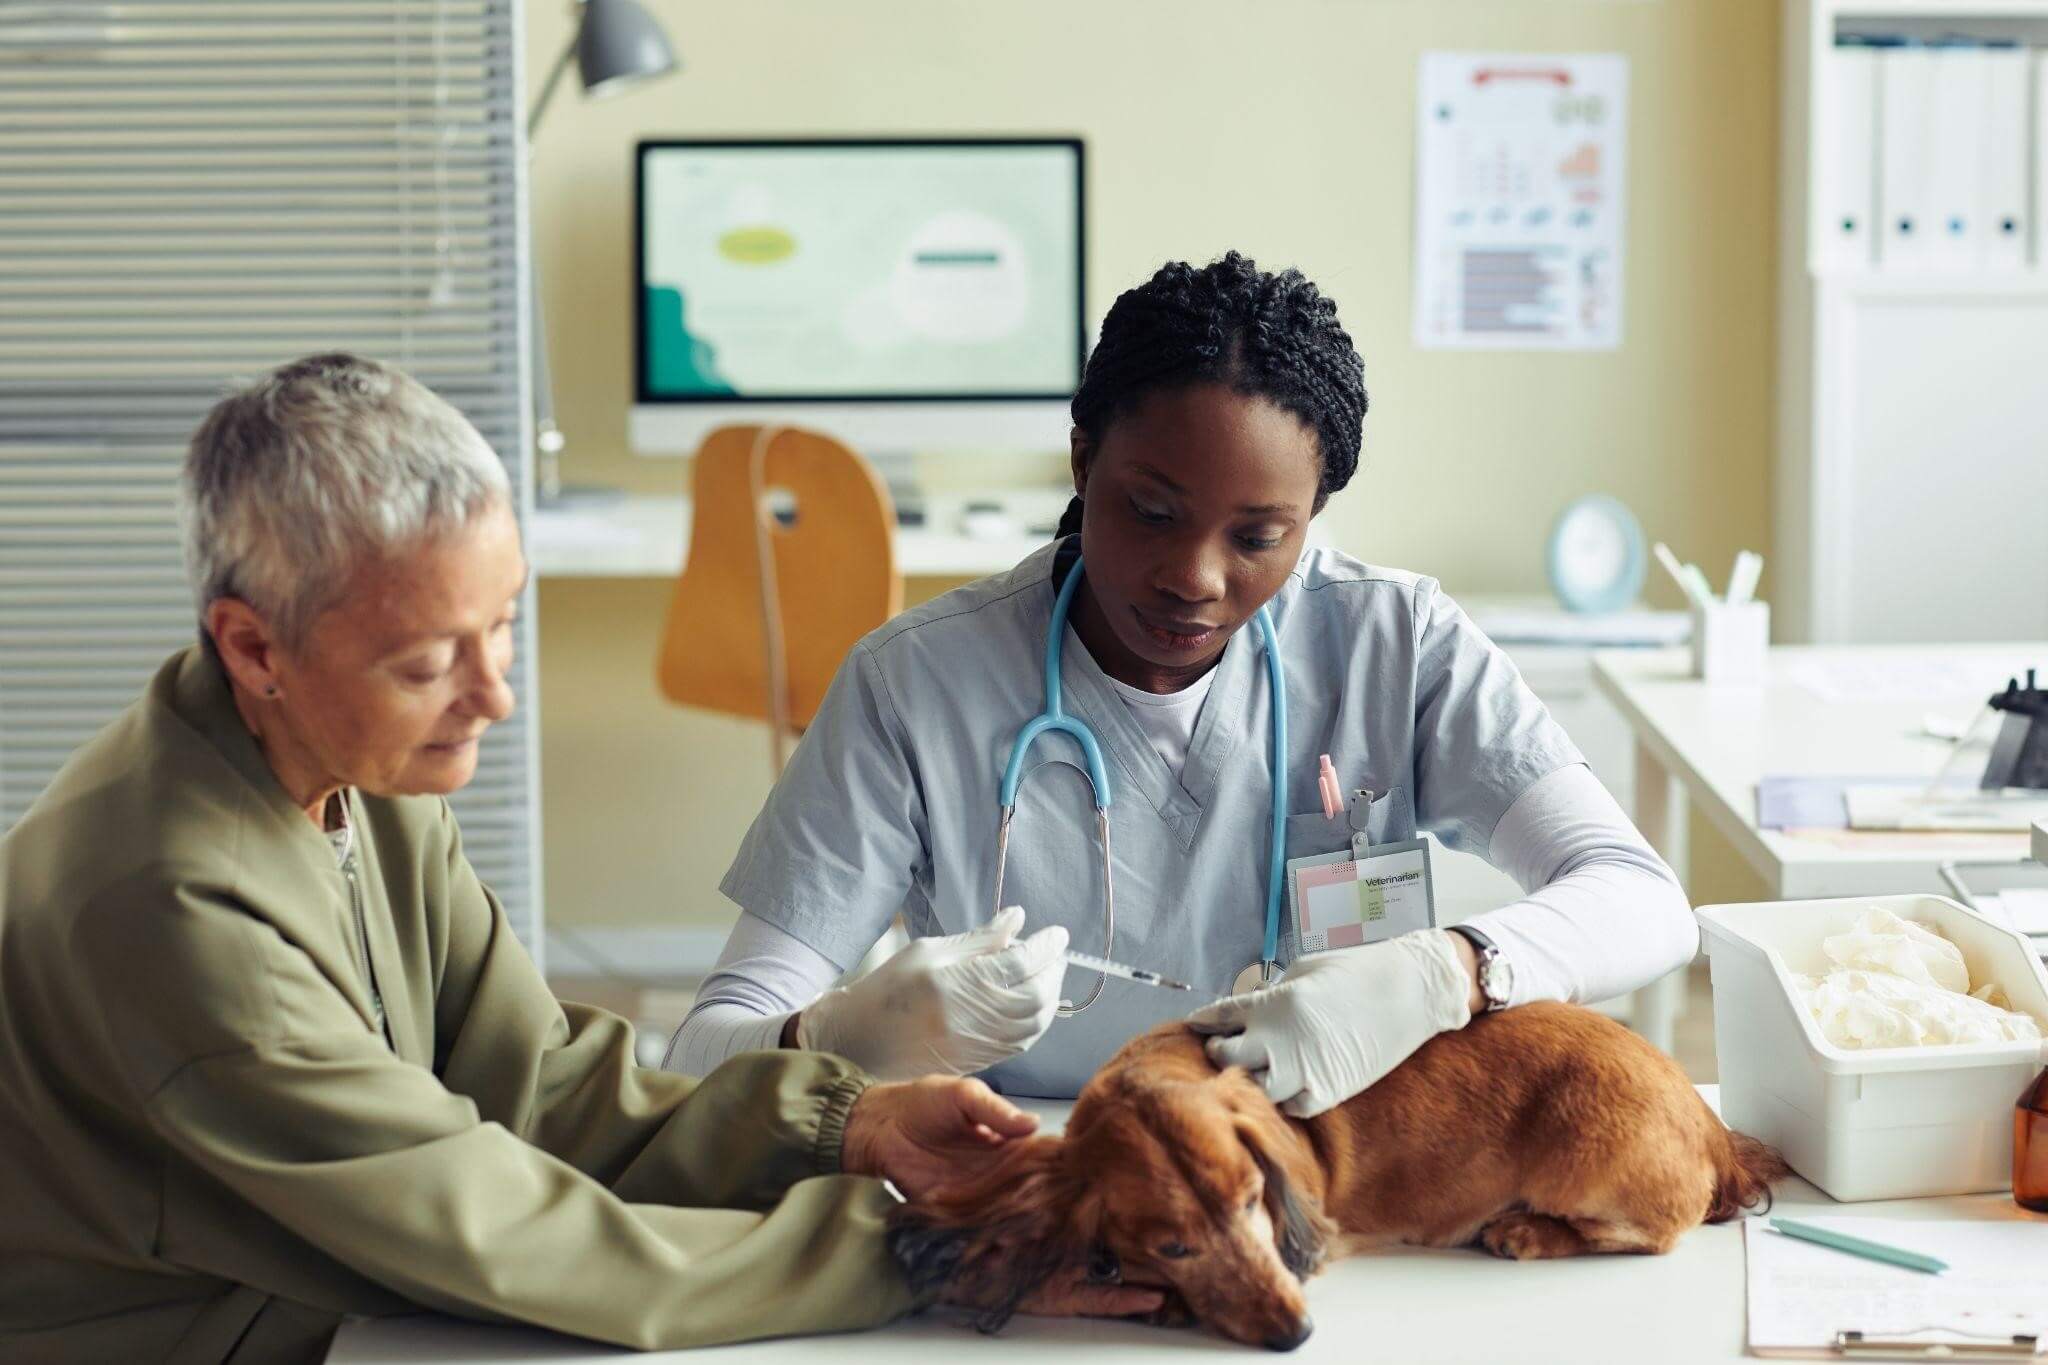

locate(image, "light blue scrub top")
(720, 539), (1582, 1099)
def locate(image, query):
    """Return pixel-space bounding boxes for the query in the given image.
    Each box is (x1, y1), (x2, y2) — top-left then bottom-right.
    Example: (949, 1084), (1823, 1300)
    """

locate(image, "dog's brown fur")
(890, 1002), (1788, 1350)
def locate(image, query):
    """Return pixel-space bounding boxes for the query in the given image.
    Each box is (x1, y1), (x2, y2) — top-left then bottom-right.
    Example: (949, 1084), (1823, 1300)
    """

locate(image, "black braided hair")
(1057, 251), (1367, 538)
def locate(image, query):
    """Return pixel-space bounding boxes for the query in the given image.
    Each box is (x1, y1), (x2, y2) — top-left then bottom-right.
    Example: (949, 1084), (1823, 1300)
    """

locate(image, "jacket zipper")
(341, 852), (392, 1048)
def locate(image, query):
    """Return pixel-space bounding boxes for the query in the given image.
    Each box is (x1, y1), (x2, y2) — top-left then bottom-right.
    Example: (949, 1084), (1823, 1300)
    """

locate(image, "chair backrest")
(657, 425), (901, 730)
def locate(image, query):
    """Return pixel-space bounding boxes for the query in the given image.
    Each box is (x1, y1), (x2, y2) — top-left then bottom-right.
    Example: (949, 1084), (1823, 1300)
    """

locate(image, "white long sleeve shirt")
(666, 762), (1696, 1077)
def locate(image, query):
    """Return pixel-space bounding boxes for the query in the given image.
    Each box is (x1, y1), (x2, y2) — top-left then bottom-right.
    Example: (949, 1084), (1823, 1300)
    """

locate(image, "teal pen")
(1767, 1217), (1948, 1275)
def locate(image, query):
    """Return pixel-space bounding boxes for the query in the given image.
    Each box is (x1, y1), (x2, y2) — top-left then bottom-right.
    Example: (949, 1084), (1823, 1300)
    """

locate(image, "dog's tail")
(1706, 1128), (1793, 1222)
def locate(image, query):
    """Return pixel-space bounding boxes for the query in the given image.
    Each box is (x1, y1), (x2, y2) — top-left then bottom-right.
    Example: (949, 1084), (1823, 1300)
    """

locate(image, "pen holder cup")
(1689, 599), (1769, 686)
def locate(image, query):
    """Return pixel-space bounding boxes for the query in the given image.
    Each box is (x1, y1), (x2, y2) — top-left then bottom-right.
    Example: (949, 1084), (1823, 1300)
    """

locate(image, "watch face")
(1481, 954), (1514, 1008)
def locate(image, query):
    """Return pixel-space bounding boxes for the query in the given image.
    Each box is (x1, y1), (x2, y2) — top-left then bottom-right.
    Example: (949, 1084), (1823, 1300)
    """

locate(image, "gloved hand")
(1186, 930), (1474, 1117)
(796, 906), (1069, 1080)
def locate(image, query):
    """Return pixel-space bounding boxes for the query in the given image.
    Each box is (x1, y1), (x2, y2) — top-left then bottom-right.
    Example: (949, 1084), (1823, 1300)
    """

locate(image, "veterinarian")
(669, 253), (1697, 1109)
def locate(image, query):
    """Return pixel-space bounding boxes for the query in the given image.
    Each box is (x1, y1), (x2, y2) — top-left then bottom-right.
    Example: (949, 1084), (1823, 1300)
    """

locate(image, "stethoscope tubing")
(995, 554), (1288, 1013)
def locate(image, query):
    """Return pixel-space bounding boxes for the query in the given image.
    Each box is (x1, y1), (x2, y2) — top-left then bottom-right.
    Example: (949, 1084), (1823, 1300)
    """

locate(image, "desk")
(530, 491), (1074, 580)
(326, 1090), (2038, 1365)
(1592, 646), (2043, 902)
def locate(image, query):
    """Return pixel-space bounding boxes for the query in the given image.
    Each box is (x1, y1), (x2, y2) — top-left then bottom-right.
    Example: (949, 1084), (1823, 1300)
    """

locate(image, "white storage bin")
(1699, 894), (2048, 1202)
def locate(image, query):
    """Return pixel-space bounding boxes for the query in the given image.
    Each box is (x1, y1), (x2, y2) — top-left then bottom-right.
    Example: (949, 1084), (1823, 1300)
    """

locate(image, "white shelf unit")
(1775, 1), (2048, 645)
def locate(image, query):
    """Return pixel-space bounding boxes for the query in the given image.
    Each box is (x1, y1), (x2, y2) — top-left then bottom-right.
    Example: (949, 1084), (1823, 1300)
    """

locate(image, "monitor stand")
(868, 451), (929, 528)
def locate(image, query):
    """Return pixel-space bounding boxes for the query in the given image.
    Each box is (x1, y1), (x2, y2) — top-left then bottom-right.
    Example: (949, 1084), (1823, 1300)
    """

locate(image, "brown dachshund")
(890, 1001), (1788, 1350)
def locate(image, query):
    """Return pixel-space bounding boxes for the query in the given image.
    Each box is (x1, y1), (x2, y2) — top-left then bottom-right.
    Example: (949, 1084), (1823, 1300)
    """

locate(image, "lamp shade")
(577, 0), (677, 97)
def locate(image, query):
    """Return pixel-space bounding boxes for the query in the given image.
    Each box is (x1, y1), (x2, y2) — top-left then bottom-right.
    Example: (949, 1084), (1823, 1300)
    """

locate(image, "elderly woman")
(0, 355), (1149, 1361)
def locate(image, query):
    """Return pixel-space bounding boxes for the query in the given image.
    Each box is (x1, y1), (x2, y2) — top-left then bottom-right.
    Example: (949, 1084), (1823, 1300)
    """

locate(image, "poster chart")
(1414, 53), (1629, 350)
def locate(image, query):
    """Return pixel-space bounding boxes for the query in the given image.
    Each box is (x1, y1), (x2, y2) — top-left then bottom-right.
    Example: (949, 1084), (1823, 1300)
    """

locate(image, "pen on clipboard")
(1767, 1217), (1949, 1275)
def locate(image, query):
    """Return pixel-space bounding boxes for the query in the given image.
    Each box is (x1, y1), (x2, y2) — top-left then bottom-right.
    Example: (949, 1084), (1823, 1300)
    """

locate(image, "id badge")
(1285, 838), (1435, 956)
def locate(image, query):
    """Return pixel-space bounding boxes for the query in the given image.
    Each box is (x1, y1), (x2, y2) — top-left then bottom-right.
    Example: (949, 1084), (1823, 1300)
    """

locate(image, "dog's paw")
(1478, 1212), (1583, 1261)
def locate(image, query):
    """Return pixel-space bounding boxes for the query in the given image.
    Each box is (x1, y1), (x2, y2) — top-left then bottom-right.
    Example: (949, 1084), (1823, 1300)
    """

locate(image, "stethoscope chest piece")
(1230, 960), (1281, 997)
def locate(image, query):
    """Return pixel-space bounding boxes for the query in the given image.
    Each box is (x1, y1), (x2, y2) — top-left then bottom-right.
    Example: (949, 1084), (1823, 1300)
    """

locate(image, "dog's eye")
(1243, 1193), (1259, 1214)
(1158, 1241), (1193, 1260)
(1088, 1247), (1121, 1284)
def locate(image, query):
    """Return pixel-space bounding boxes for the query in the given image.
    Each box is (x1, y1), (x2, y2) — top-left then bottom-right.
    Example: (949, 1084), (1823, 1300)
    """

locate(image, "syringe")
(1062, 949), (1193, 992)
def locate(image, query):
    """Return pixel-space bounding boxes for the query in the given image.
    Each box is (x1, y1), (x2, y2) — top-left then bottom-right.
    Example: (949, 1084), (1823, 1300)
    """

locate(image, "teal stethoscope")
(992, 557), (1288, 1016)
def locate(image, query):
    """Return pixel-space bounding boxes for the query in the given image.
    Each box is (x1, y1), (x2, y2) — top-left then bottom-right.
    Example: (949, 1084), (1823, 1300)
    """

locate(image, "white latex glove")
(795, 906), (1069, 1080)
(1187, 930), (1474, 1117)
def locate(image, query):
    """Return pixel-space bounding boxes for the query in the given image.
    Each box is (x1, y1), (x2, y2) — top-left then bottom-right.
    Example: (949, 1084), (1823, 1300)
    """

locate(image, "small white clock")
(1546, 494), (1646, 614)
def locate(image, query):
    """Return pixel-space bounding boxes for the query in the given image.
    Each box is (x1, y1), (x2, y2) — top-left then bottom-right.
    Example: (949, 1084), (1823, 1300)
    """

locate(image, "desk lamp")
(527, 0), (679, 503)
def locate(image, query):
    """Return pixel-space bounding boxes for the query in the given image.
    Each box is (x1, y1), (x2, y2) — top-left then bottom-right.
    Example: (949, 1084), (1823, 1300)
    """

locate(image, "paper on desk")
(1846, 787), (2048, 833)
(1777, 828), (2030, 855)
(1758, 776), (1922, 830)
(1746, 1216), (2048, 1355)
(1467, 606), (1689, 648)
(529, 511), (647, 552)
(1978, 888), (2048, 936)
(1789, 658), (2023, 706)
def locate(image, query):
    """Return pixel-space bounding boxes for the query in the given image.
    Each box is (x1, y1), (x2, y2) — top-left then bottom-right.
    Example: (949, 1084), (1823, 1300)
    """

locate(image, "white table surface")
(529, 490), (1073, 581)
(1592, 646), (2045, 900)
(326, 1089), (2041, 1364)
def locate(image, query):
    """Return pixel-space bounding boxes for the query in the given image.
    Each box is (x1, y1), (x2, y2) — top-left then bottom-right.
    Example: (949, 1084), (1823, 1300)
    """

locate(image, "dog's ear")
(1228, 1096), (1336, 1280)
(886, 1135), (1075, 1334)
(1245, 1138), (1328, 1278)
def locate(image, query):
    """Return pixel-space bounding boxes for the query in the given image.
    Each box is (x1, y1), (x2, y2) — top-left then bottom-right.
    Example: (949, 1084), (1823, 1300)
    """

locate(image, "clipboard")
(1746, 1218), (2048, 1359)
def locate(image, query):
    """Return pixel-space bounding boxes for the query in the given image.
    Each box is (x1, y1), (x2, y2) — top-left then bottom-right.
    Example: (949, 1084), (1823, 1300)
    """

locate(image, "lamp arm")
(527, 30), (579, 141)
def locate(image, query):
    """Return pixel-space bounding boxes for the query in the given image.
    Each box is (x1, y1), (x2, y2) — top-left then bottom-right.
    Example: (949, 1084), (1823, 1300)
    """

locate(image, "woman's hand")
(946, 1272), (1167, 1321)
(841, 1075), (1039, 1201)
(850, 1080), (1165, 1320)
(1000, 1275), (1167, 1320)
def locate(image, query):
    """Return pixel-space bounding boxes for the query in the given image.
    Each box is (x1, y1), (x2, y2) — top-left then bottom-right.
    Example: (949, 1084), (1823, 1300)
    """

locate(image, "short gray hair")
(181, 353), (512, 648)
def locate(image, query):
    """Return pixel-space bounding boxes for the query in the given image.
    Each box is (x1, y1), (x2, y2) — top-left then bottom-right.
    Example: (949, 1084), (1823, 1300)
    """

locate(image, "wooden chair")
(657, 425), (901, 770)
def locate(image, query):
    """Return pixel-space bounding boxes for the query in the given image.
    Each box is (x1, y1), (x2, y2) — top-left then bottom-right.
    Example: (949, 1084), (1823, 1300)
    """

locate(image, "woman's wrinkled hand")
(842, 1075), (1038, 1201)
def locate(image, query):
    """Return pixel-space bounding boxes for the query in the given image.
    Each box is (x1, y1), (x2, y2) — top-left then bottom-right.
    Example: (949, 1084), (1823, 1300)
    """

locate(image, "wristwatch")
(1447, 925), (1513, 1013)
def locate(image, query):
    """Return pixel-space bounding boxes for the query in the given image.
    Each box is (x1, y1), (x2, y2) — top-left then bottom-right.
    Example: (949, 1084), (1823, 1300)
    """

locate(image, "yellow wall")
(528, 0), (1778, 933)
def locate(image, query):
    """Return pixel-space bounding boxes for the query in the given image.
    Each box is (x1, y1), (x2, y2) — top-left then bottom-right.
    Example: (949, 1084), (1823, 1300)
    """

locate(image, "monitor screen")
(635, 139), (1084, 406)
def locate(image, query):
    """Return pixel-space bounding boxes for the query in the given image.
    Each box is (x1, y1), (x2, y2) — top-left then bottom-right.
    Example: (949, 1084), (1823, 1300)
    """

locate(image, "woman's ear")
(205, 597), (285, 700)
(1069, 426), (1093, 498)
(886, 1135), (1076, 1334)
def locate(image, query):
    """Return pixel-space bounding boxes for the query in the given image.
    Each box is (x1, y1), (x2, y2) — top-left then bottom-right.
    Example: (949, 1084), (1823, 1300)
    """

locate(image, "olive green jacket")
(0, 647), (916, 1362)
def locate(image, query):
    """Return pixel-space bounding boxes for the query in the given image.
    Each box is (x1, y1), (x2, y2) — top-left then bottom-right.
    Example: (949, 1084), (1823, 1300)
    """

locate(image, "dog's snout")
(1262, 1316), (1313, 1352)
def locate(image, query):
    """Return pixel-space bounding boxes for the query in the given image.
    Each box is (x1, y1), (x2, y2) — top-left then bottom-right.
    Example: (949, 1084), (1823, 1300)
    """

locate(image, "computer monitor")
(630, 137), (1085, 457)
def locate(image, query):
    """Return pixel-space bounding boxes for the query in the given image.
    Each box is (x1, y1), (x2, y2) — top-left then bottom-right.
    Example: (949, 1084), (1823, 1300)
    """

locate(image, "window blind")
(0, 0), (545, 957)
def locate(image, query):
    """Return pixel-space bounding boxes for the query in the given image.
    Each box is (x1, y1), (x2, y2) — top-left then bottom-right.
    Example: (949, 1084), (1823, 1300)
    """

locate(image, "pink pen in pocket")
(1318, 754), (1343, 820)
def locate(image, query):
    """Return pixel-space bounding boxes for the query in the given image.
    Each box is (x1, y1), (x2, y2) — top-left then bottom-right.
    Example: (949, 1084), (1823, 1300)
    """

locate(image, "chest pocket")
(1282, 785), (1415, 861)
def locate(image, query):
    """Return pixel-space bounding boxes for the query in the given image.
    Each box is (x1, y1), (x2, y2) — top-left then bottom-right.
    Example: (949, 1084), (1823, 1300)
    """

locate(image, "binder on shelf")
(1814, 46), (1878, 270)
(2036, 52), (2048, 270)
(1877, 47), (1938, 270)
(1921, 46), (1984, 271)
(1976, 46), (2029, 271)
